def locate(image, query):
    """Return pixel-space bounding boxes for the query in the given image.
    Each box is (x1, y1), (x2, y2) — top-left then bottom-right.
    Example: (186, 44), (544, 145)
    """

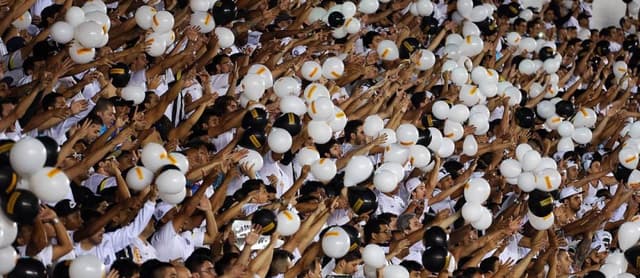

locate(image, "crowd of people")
(2, 0), (640, 277)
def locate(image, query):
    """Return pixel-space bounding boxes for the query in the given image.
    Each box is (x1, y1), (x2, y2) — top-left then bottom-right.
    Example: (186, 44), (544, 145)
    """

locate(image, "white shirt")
(208, 73), (230, 96)
(258, 152), (293, 198)
(375, 192), (406, 216)
(74, 201), (155, 269)
(82, 173), (116, 194)
(17, 245), (53, 267)
(123, 237), (157, 264)
(151, 220), (205, 262)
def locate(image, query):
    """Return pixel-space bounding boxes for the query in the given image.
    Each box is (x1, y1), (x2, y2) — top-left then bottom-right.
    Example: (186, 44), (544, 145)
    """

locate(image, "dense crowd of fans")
(3, 0), (640, 277)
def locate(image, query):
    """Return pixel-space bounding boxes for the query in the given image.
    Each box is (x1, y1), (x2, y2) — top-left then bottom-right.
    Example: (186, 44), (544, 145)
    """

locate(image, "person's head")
(269, 250), (294, 276)
(117, 151), (138, 170)
(315, 139), (341, 159)
(364, 218), (391, 244)
(363, 31), (382, 49)
(184, 143), (210, 168)
(560, 187), (583, 212)
(209, 55), (233, 74)
(185, 255), (216, 278)
(459, 267), (483, 278)
(397, 213), (422, 234)
(514, 18), (527, 34)
(153, 262), (178, 278)
(237, 179), (269, 203)
(54, 199), (83, 231)
(143, 91), (160, 111)
(84, 115), (104, 142)
(111, 259), (140, 278)
(81, 210), (106, 245)
(173, 264), (192, 278)
(344, 120), (365, 145)
(214, 253), (240, 276)
(479, 256), (499, 274)
(94, 98), (116, 127)
(42, 92), (65, 111)
(400, 260), (423, 278)
(407, 178), (427, 200)
(131, 53), (148, 71)
(214, 95), (238, 113)
(334, 251), (361, 275)
(556, 249), (573, 275)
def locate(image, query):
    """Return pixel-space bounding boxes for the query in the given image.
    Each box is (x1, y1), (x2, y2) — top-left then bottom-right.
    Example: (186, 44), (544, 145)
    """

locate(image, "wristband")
(51, 218), (60, 224)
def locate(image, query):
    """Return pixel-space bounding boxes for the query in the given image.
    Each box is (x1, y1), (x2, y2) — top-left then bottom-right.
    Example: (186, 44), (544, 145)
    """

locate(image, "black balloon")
(624, 35), (639, 51)
(477, 17), (498, 36)
(241, 108), (268, 130)
(625, 245), (640, 269)
(341, 224), (361, 251)
(615, 163), (633, 183)
(252, 209), (278, 235)
(2, 189), (39, 224)
(8, 257), (47, 278)
(421, 16), (439, 35)
(0, 139), (14, 165)
(555, 100), (575, 118)
(238, 128), (267, 150)
(596, 41), (611, 56)
(422, 245), (449, 273)
(528, 190), (554, 217)
(515, 107), (535, 129)
(212, 0), (237, 26)
(497, 2), (520, 18)
(538, 46), (556, 61)
(347, 186), (378, 215)
(417, 128), (432, 147)
(423, 226), (448, 249)
(36, 136), (60, 167)
(584, 271), (606, 278)
(274, 113), (302, 136)
(0, 165), (17, 197)
(399, 37), (421, 59)
(421, 113), (443, 130)
(328, 11), (346, 28)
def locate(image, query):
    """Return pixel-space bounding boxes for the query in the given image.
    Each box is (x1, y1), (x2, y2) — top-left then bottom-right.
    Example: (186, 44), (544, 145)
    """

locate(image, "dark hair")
(363, 218), (385, 243)
(214, 252), (240, 276)
(400, 260), (424, 272)
(336, 250), (361, 264)
(315, 138), (338, 158)
(479, 256), (499, 273)
(41, 92), (63, 110)
(362, 31), (381, 49)
(411, 92), (427, 108)
(185, 254), (213, 273)
(111, 259), (140, 278)
(343, 120), (363, 144)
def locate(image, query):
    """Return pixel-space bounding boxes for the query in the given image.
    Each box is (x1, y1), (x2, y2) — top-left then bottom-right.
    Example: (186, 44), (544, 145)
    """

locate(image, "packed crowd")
(3, 0), (640, 277)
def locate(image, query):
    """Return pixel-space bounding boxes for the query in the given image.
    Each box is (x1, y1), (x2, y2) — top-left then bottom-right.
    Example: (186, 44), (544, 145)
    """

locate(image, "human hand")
(38, 205), (57, 222)
(245, 224), (261, 245)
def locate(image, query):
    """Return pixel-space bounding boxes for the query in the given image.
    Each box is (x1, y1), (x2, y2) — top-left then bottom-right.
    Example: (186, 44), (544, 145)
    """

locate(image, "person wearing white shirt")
(259, 151), (293, 198)
(15, 206), (74, 267)
(116, 217), (158, 265)
(74, 200), (155, 269)
(376, 188), (407, 216)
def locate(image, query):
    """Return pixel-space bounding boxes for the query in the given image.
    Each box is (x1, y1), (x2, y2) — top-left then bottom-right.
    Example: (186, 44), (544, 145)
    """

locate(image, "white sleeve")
(61, 98), (96, 132)
(190, 228), (206, 248)
(106, 201), (156, 252)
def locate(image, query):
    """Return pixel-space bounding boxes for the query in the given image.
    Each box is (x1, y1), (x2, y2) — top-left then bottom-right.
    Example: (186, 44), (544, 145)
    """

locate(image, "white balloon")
(535, 157), (557, 172)
(379, 128), (397, 147)
(442, 58), (460, 72)
(307, 121), (333, 144)
(0, 246), (17, 275)
(470, 5), (488, 22)
(301, 61), (323, 81)
(504, 86), (522, 106)
(311, 158), (337, 183)
(330, 107), (348, 132)
(536, 168), (561, 191)
(519, 37), (537, 52)
(126, 166), (154, 191)
(322, 57), (345, 80)
(536, 100), (556, 119)
(267, 128), (293, 154)
(307, 7), (327, 24)
(573, 107), (597, 128)
(617, 273), (635, 278)
(167, 152), (189, 174)
(276, 210), (301, 236)
(308, 97), (335, 121)
(446, 33), (464, 45)
(459, 85), (481, 106)
(519, 59), (536, 75)
(296, 147), (320, 167)
(415, 0), (434, 16)
(11, 137), (48, 176)
(322, 227), (350, 258)
(74, 21), (104, 48)
(515, 144), (533, 162)
(363, 115), (385, 137)
(543, 58), (561, 74)
(0, 210), (17, 248)
(29, 167), (70, 203)
(431, 101), (451, 120)
(500, 159), (522, 178)
(82, 0), (107, 14)
(374, 170), (398, 193)
(273, 77), (301, 97)
(571, 127), (592, 145)
(409, 145), (431, 168)
(614, 61), (628, 79)
(451, 67), (469, 86)
(519, 8), (533, 21)
(619, 147), (639, 169)
(190, 0), (212, 12)
(527, 211), (554, 230)
(517, 172), (537, 192)
(427, 128), (443, 151)
(135, 6), (157, 30)
(396, 124), (419, 146)
(436, 138), (455, 158)
(557, 137), (574, 152)
(12, 11), (31, 30)
(362, 244), (386, 268)
(464, 178), (490, 204)
(607, 251), (629, 271)
(66, 6), (86, 27)
(520, 150), (541, 172)
(247, 64), (274, 89)
(557, 121), (575, 138)
(121, 86), (145, 105)
(303, 83), (330, 103)
(345, 156), (374, 187)
(462, 135), (478, 156)
(506, 32), (521, 46)
(280, 96), (307, 116)
(468, 113), (489, 135)
(239, 149), (264, 172)
(378, 162), (405, 182)
(51, 22), (75, 44)
(448, 104), (470, 123)
(85, 11), (111, 33)
(156, 169), (186, 194)
(462, 202), (483, 222)
(145, 32), (167, 57)
(600, 264), (624, 278)
(342, 1), (357, 18)
(462, 21), (480, 37)
(152, 11), (174, 33)
(215, 27), (235, 47)
(159, 187), (186, 205)
(459, 35), (484, 57)
(416, 49), (436, 70)
(242, 74), (266, 100)
(383, 265), (410, 278)
(70, 255), (105, 278)
(141, 143), (169, 172)
(384, 144), (410, 164)
(471, 207), (492, 230)
(377, 40), (399, 61)
(457, 0), (473, 18)
(358, 0), (379, 14)
(443, 120), (464, 141)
